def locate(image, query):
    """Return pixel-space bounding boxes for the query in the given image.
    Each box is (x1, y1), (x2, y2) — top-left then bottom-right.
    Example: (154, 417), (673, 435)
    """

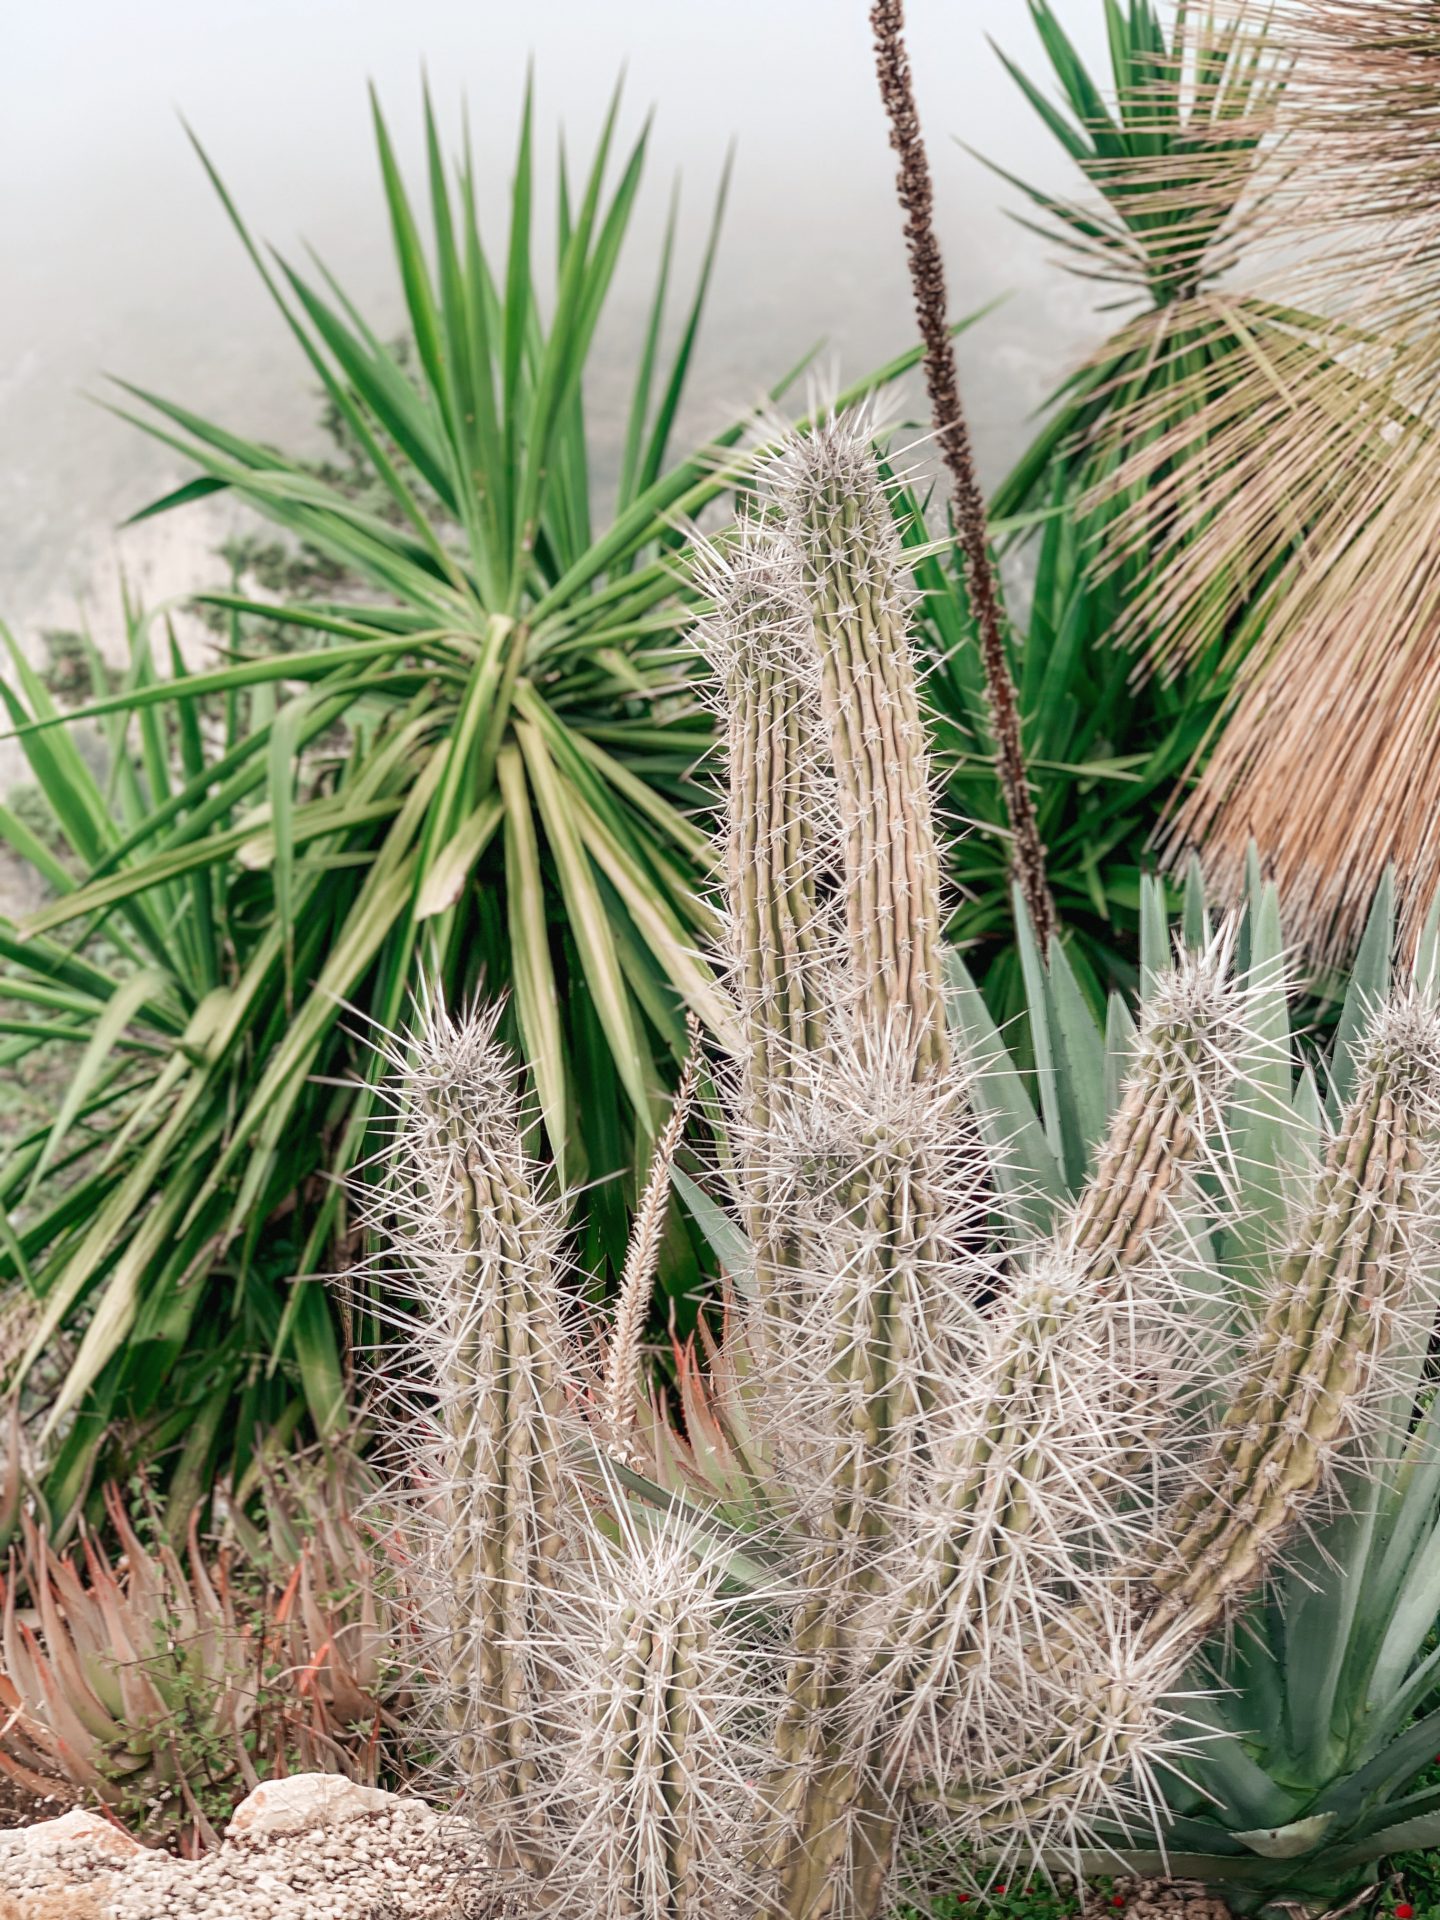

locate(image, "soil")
(0, 1769), (75, 1830)
(0, 1774), (1243, 1920)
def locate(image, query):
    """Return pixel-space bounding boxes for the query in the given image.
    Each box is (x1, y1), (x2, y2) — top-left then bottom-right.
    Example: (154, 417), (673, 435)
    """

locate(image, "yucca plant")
(904, 468), (1217, 1027)
(0, 86), (933, 1525)
(986, 0), (1291, 533)
(1075, 1), (1440, 968)
(367, 412), (1440, 1919)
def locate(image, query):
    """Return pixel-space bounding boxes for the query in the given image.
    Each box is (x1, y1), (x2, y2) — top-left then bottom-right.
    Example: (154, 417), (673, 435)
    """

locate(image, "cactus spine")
(732, 430), (972, 1920)
(373, 414), (1440, 1920)
(1150, 1001), (1438, 1630)
(935, 998), (1440, 1844)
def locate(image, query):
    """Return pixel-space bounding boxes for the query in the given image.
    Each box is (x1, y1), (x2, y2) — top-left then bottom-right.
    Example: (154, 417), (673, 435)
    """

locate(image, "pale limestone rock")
(0, 1804), (139, 1859)
(225, 1772), (408, 1840)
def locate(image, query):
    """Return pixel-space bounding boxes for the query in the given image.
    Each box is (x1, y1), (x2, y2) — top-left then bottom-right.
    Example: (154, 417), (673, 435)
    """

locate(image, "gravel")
(0, 1796), (1238, 1920)
(0, 1801), (523, 1920)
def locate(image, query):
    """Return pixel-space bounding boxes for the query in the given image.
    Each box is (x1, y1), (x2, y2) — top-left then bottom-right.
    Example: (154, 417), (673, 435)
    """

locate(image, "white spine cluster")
(359, 996), (572, 1870)
(540, 1505), (770, 1920)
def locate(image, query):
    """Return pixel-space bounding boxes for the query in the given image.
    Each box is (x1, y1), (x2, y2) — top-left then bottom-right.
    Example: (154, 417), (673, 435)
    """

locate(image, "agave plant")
(937, 867), (1440, 1912)
(0, 85), (934, 1526)
(365, 412), (1440, 1919)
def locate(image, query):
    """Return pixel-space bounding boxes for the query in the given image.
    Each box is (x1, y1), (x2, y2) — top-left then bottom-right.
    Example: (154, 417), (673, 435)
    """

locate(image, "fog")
(2, 0), (1109, 645)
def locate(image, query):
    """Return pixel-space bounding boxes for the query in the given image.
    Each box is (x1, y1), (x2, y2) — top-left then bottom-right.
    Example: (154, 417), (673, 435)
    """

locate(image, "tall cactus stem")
(367, 1000), (570, 1873)
(770, 423), (951, 1073)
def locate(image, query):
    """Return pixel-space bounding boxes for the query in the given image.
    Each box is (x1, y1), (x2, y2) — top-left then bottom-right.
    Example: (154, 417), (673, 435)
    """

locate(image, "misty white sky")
(2, 0), (1110, 638)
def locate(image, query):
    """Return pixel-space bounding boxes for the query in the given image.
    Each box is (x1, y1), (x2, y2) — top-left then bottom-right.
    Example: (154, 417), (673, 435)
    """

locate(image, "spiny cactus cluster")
(367, 414), (1440, 1920)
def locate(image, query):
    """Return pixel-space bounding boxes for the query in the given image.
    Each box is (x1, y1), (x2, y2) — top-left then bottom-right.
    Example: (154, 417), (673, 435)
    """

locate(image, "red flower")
(1395, 1906), (1414, 1919)
(1111, 1900), (1126, 1911)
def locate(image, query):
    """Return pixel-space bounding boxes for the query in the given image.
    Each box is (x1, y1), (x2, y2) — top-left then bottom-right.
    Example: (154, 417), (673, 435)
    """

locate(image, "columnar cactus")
(365, 999), (571, 1873)
(373, 414), (1440, 1919)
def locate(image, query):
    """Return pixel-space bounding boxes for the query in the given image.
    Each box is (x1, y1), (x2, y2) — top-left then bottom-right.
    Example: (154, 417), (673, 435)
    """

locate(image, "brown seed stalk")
(868, 0), (1056, 947)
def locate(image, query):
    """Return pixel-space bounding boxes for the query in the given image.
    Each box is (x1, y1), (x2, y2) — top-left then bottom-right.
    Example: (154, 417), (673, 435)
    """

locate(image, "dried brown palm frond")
(1153, 530), (1440, 971)
(1250, 0), (1440, 326)
(1104, 316), (1410, 675)
(1083, 0), (1440, 969)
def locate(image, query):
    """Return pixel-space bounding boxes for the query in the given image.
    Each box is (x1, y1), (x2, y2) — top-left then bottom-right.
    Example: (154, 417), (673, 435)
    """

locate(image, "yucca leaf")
(497, 746), (568, 1185)
(516, 718), (651, 1126)
(944, 948), (1065, 1232)
(1329, 867), (1395, 1113)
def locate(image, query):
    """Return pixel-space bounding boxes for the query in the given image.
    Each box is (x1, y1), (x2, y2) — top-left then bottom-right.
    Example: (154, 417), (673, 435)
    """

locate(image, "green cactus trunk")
(378, 418), (1440, 1920)
(952, 1045), (1431, 1832)
(596, 1595), (709, 1919)
(1148, 1072), (1421, 1634)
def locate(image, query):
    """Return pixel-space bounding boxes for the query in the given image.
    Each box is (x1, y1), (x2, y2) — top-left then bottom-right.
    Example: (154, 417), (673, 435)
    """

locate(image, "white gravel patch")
(0, 1800), (521, 1920)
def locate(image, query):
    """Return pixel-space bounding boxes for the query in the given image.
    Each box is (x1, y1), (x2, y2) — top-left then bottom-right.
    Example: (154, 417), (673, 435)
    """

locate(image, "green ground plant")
(0, 1453), (393, 1851)
(982, 866), (1440, 1914)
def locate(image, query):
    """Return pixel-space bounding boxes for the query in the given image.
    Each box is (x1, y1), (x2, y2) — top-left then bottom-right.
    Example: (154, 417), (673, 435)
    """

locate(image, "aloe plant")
(0, 1455), (394, 1850)
(369, 413), (1440, 1919)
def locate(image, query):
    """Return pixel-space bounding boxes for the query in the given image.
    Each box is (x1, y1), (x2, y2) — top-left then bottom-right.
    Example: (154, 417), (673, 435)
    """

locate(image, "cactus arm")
(931, 998), (1440, 1848)
(698, 529), (837, 1346)
(876, 951), (1246, 1757)
(773, 429), (950, 1072)
(740, 420), (985, 1920)
(699, 530), (831, 1138)
(567, 1523), (755, 1920)
(371, 1004), (571, 1873)
(1150, 1082), (1422, 1635)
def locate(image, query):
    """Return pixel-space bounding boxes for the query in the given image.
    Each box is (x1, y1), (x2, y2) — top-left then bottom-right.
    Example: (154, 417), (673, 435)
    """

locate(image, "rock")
(225, 1772), (410, 1840)
(0, 1804), (140, 1859)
